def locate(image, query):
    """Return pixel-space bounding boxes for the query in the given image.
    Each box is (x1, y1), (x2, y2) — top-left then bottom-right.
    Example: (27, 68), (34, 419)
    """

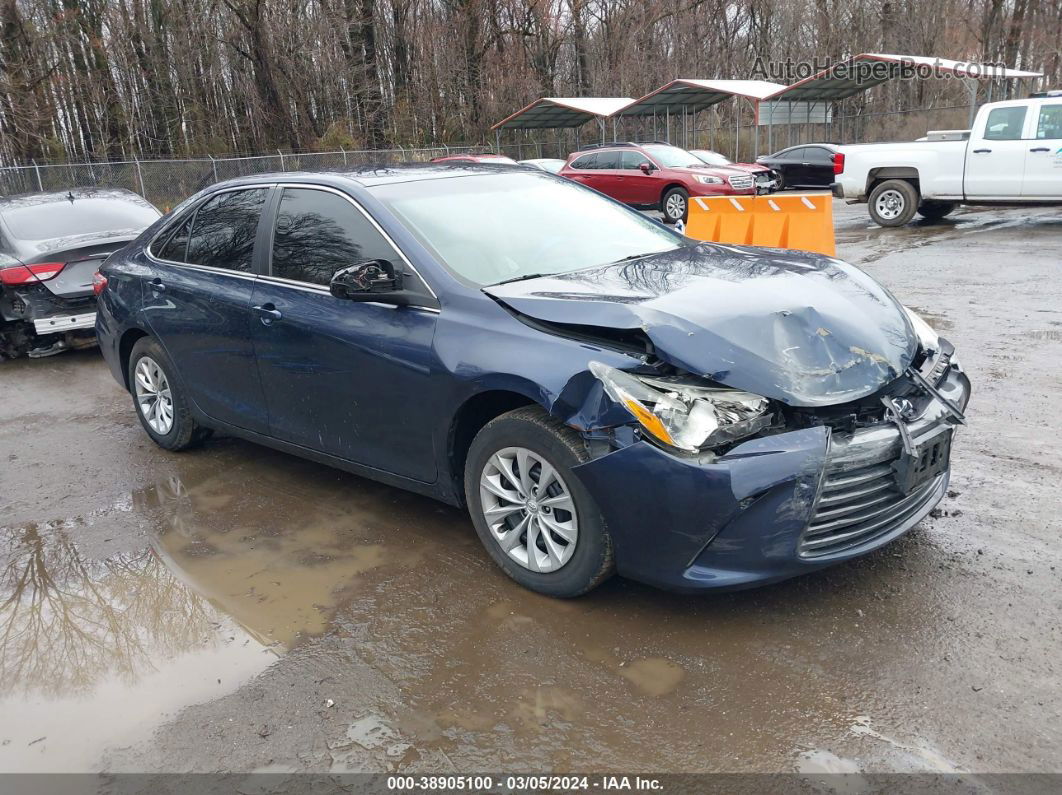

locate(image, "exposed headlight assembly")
(693, 175), (724, 185)
(903, 306), (940, 355)
(589, 362), (772, 452)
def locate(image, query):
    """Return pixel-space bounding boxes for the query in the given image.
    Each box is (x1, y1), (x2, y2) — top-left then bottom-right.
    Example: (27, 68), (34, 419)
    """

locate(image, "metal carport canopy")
(491, 97), (634, 130)
(765, 53), (1044, 102)
(615, 79), (788, 116)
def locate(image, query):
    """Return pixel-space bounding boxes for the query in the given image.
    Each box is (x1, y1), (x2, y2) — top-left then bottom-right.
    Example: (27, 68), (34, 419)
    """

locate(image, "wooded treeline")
(0, 0), (1057, 164)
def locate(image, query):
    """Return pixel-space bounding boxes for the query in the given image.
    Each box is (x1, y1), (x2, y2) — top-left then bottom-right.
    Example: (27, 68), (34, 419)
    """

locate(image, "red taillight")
(833, 152), (845, 175)
(92, 270), (108, 296)
(0, 262), (65, 285)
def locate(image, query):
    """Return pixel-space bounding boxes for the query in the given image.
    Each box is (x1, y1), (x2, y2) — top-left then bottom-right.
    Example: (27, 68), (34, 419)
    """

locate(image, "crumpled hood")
(484, 244), (917, 407)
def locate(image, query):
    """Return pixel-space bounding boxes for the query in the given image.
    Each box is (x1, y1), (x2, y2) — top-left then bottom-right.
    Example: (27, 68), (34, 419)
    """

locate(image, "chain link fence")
(0, 144), (540, 209)
(0, 104), (974, 209)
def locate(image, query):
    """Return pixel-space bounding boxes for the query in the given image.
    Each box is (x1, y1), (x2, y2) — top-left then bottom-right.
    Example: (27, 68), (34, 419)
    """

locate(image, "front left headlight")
(589, 362), (772, 452)
(903, 306), (940, 355)
(693, 174), (724, 185)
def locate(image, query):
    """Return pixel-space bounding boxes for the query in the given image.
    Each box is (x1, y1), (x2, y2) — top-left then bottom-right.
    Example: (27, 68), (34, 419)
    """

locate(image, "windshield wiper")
(490, 272), (553, 286)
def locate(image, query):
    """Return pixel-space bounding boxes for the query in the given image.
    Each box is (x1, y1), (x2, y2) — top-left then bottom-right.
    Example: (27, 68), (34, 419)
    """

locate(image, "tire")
(464, 406), (614, 597)
(128, 336), (209, 451)
(917, 200), (957, 220)
(661, 186), (689, 224)
(868, 179), (920, 227)
(775, 171), (786, 191)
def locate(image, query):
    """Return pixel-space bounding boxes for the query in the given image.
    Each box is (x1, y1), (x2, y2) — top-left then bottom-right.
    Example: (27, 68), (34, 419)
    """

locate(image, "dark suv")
(558, 142), (756, 224)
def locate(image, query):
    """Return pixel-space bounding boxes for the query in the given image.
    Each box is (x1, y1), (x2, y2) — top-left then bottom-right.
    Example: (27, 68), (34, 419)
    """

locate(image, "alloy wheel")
(479, 446), (579, 573)
(134, 356), (174, 435)
(665, 193), (686, 220)
(875, 189), (905, 220)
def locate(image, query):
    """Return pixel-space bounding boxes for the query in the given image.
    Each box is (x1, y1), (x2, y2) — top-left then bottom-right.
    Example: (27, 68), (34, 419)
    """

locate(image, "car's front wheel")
(464, 407), (614, 597)
(129, 336), (210, 451)
(661, 186), (689, 224)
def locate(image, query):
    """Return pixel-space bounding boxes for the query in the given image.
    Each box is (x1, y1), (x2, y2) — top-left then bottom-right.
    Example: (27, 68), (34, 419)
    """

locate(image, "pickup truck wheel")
(868, 179), (919, 227)
(917, 201), (957, 220)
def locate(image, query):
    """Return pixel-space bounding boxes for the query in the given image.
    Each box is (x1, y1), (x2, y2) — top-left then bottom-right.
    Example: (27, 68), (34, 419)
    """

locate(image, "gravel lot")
(1, 199), (1060, 777)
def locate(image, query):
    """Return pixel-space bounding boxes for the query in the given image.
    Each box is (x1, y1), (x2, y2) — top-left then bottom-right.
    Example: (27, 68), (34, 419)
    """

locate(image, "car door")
(591, 150), (625, 201)
(249, 185), (440, 482)
(1023, 103), (1062, 198)
(142, 186), (271, 434)
(620, 150), (658, 204)
(777, 148), (806, 185)
(965, 104), (1028, 198)
(804, 147), (835, 186)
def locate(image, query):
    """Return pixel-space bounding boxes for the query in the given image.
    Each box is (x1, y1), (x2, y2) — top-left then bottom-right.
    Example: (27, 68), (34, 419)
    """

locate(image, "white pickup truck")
(832, 94), (1062, 226)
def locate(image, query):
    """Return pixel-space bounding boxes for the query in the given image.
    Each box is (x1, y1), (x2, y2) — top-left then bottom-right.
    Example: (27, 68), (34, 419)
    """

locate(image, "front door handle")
(253, 304), (282, 324)
(972, 148), (992, 154)
(1030, 147), (1050, 153)
(150, 278), (166, 292)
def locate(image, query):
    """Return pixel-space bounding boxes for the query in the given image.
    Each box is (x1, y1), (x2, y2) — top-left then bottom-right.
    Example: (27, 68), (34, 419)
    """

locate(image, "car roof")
(0, 186), (149, 211)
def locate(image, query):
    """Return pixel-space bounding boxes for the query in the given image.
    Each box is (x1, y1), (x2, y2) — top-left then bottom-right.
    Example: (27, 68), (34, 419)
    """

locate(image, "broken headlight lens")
(589, 361), (771, 452)
(903, 306), (940, 356)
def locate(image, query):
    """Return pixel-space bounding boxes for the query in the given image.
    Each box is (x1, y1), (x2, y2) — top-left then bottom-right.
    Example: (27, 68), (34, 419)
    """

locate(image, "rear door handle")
(972, 148), (992, 154)
(1030, 147), (1050, 153)
(253, 304), (282, 324)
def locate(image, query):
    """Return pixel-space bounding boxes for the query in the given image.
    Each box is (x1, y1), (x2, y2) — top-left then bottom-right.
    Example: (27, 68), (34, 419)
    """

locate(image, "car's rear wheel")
(868, 179), (920, 227)
(464, 406), (614, 597)
(129, 337), (210, 451)
(917, 200), (957, 220)
(661, 187), (689, 224)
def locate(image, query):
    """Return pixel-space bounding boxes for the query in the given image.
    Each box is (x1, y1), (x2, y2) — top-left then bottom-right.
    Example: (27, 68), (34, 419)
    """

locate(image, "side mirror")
(638, 162), (653, 174)
(330, 259), (406, 302)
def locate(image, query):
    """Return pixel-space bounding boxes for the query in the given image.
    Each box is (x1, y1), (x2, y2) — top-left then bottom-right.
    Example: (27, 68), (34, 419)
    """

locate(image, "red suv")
(558, 142), (755, 224)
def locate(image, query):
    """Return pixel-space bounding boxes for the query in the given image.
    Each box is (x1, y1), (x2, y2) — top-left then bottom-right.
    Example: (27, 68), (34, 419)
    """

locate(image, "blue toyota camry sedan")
(96, 166), (971, 597)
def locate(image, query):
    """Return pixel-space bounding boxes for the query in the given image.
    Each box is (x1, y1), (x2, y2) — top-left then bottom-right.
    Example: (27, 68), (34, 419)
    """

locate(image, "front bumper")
(573, 362), (971, 592)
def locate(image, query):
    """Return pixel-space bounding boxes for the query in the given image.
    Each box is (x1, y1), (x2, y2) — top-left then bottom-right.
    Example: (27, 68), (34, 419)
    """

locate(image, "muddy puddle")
(0, 452), (449, 772)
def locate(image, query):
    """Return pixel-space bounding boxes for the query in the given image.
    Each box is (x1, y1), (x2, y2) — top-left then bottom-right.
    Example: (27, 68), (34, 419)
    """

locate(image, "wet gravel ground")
(1, 200), (1060, 776)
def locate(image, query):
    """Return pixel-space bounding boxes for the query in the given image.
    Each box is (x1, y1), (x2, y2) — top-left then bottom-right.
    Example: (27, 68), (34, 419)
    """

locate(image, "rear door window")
(983, 106), (1027, 140)
(805, 147), (833, 164)
(184, 188), (268, 273)
(1035, 105), (1062, 139)
(594, 150), (621, 169)
(269, 188), (399, 287)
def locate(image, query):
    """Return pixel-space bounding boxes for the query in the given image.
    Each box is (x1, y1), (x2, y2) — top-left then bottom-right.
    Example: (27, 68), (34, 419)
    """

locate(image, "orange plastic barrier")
(684, 192), (835, 257)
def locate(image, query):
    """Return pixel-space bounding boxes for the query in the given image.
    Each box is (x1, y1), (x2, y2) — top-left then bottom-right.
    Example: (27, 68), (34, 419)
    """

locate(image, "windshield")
(373, 172), (685, 287)
(692, 150), (731, 166)
(642, 144), (702, 168)
(2, 196), (160, 241)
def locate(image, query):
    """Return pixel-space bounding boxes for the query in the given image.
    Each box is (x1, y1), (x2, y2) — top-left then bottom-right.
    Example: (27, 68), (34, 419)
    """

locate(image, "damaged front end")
(558, 312), (970, 591)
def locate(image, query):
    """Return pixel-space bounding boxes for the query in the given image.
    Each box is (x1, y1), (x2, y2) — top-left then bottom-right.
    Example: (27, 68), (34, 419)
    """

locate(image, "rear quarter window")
(570, 153), (597, 169)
